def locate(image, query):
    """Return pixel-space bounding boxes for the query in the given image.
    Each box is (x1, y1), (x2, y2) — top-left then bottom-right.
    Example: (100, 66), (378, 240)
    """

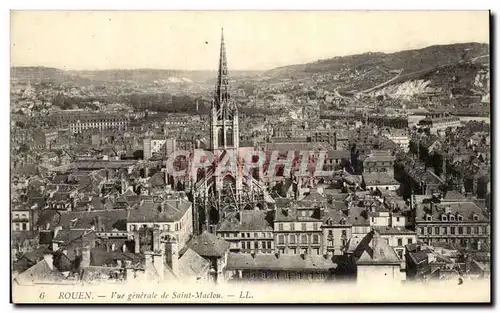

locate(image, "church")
(189, 29), (271, 235)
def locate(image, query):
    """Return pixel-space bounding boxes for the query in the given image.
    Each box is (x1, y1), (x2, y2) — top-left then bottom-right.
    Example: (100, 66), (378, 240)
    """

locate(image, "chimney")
(134, 232), (140, 253)
(96, 216), (103, 232)
(81, 246), (91, 268)
(152, 227), (161, 253)
(165, 237), (179, 276)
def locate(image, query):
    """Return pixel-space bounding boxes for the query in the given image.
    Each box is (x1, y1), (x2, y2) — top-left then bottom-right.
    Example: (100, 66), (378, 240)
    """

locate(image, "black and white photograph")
(9, 10), (491, 303)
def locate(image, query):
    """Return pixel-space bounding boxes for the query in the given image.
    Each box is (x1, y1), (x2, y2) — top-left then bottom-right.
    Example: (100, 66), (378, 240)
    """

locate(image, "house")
(415, 201), (490, 250)
(362, 150), (395, 177)
(226, 253), (337, 282)
(127, 195), (193, 250)
(347, 230), (404, 283)
(182, 231), (231, 283)
(362, 172), (400, 192)
(216, 210), (274, 253)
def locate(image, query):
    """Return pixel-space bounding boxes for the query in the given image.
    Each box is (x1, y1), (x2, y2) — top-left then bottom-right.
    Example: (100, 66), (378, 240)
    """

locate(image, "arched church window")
(218, 128), (224, 146)
(226, 128), (234, 147)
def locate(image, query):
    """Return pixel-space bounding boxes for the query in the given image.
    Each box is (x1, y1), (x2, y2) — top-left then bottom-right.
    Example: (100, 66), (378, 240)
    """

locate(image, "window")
(301, 235), (308, 244)
(482, 227), (487, 234)
(328, 230), (333, 237)
(474, 227), (479, 234)
(442, 227), (447, 235)
(451, 227), (455, 235)
(397, 238), (403, 246)
(242, 233), (246, 238)
(407, 238), (413, 245)
(419, 228), (424, 235)
(449, 215), (455, 221)
(278, 235), (284, 244)
(457, 215), (463, 221)
(313, 235), (319, 244)
(22, 223), (27, 231)
(458, 227), (463, 235)
(313, 223), (319, 231)
(426, 215), (432, 221)
(267, 242), (272, 249)
(301, 223), (306, 231)
(341, 230), (347, 237)
(290, 223), (295, 231)
(473, 215), (479, 221)
(428, 227), (432, 235)
(396, 217), (400, 222)
(290, 235), (296, 244)
(247, 242), (252, 249)
(435, 227), (440, 235)
(466, 227), (471, 235)
(278, 223), (284, 231)
(442, 215), (448, 222)
(254, 233), (258, 238)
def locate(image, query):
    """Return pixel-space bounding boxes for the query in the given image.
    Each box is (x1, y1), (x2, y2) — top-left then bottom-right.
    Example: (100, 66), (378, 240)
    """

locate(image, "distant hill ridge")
(263, 42), (489, 79)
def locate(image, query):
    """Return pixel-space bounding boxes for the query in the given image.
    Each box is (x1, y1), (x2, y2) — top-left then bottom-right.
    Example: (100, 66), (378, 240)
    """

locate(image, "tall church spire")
(214, 27), (231, 111)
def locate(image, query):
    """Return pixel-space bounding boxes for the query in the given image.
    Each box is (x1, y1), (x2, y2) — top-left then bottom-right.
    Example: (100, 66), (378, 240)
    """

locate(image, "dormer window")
(426, 214), (432, 221)
(449, 215), (455, 221)
(473, 214), (479, 221)
(441, 214), (448, 222)
(457, 215), (463, 221)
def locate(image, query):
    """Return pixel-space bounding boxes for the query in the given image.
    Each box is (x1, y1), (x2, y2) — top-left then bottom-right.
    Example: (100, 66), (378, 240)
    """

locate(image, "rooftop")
(226, 253), (338, 272)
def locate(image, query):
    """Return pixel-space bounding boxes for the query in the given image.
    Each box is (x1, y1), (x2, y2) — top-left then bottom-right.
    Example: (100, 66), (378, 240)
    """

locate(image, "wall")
(357, 264), (404, 283)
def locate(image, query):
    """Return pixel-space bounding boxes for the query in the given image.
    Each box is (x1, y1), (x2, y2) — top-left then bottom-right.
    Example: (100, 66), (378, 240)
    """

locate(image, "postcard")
(10, 10), (491, 304)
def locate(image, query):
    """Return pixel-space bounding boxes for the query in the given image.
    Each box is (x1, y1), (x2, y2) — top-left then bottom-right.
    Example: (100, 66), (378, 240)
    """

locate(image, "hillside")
(262, 42), (489, 97)
(10, 67), (262, 85)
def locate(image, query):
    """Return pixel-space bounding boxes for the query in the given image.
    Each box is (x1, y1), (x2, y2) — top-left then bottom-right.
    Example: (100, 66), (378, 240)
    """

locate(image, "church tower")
(210, 28), (239, 153)
(209, 28), (242, 200)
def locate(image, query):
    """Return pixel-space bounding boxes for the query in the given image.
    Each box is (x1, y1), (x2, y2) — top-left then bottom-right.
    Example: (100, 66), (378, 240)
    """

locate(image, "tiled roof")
(177, 248), (211, 280)
(90, 248), (144, 267)
(127, 199), (191, 223)
(14, 257), (67, 286)
(59, 209), (128, 231)
(374, 226), (416, 235)
(353, 231), (401, 265)
(416, 202), (489, 223)
(217, 211), (273, 232)
(185, 232), (230, 258)
(362, 173), (399, 186)
(226, 253), (338, 272)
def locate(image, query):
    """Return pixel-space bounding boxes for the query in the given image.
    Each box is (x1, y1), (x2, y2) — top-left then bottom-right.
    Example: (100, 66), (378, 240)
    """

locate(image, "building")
(273, 193), (325, 256)
(226, 253), (337, 282)
(191, 29), (268, 235)
(383, 129), (410, 152)
(68, 112), (129, 134)
(415, 201), (490, 250)
(362, 150), (395, 177)
(216, 210), (274, 253)
(347, 230), (404, 283)
(362, 172), (400, 192)
(127, 195), (193, 251)
(375, 227), (417, 260)
(418, 112), (461, 135)
(143, 137), (176, 160)
(12, 205), (32, 232)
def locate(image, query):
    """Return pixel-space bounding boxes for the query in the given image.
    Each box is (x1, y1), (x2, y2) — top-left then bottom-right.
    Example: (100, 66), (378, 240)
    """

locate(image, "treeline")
(51, 92), (279, 116)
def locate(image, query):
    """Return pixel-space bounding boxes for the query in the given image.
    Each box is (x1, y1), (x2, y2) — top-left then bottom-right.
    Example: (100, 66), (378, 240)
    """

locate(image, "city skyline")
(11, 11), (489, 71)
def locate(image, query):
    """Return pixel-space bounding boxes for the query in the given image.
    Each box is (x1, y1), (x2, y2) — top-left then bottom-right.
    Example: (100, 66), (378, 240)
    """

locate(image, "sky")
(10, 11), (489, 71)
